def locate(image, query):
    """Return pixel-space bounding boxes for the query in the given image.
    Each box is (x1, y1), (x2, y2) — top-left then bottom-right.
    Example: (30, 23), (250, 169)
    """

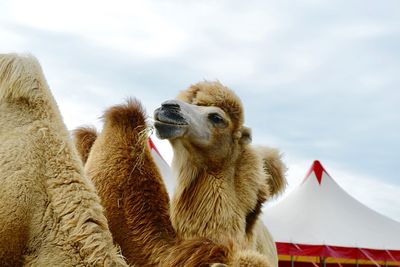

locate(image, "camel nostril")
(161, 102), (180, 110)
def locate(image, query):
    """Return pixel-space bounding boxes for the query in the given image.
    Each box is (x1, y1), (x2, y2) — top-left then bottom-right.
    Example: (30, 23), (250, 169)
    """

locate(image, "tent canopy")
(264, 160), (400, 263)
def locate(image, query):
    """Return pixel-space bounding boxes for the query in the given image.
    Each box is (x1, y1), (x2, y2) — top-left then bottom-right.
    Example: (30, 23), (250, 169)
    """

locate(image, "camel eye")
(208, 113), (224, 124)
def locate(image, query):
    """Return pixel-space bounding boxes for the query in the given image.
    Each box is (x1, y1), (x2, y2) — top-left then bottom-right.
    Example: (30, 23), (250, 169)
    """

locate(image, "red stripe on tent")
(359, 249), (381, 267)
(148, 138), (165, 161)
(277, 242), (400, 262)
(303, 160), (328, 184)
(387, 250), (398, 262)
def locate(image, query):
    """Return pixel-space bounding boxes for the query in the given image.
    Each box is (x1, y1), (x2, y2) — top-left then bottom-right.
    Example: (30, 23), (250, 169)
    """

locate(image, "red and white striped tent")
(148, 138), (174, 195)
(264, 160), (400, 267)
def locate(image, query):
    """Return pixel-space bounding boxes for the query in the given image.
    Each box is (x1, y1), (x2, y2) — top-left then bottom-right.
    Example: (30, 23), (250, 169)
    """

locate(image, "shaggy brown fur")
(73, 126), (98, 164)
(0, 54), (127, 266)
(77, 99), (273, 267)
(154, 81), (286, 266)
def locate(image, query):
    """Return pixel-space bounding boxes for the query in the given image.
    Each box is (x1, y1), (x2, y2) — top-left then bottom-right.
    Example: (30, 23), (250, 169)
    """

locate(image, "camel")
(73, 125), (98, 164)
(153, 81), (286, 266)
(0, 54), (128, 266)
(74, 99), (274, 267)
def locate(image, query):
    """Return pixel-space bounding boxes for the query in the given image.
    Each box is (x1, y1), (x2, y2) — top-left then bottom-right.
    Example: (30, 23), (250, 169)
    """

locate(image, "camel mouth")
(154, 107), (188, 139)
(153, 107), (188, 126)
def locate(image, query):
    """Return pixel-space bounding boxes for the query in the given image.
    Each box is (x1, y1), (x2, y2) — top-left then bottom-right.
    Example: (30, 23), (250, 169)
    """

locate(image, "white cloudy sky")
(1, 0), (399, 222)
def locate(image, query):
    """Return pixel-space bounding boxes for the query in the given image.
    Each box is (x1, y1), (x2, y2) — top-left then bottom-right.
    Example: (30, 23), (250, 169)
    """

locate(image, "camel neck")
(170, 145), (266, 246)
(171, 161), (246, 244)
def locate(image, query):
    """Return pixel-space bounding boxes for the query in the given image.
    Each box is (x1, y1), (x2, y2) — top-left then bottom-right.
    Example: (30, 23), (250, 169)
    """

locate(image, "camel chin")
(154, 121), (187, 139)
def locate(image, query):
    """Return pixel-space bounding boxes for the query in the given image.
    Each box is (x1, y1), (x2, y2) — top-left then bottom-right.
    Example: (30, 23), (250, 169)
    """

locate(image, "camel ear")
(255, 146), (287, 198)
(239, 126), (252, 145)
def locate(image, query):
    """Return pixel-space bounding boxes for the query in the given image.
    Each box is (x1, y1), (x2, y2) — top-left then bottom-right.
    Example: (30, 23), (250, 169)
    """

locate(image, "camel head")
(154, 81), (251, 167)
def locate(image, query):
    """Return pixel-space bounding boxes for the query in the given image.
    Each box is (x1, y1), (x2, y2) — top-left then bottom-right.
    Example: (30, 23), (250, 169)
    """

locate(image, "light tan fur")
(0, 54), (128, 266)
(255, 146), (287, 198)
(154, 81), (286, 267)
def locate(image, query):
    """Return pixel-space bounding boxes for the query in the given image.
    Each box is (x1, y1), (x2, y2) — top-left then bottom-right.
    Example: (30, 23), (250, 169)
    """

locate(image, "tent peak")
(304, 160), (331, 184)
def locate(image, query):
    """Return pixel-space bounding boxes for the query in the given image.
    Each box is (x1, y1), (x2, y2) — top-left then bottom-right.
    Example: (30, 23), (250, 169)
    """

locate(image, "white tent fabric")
(263, 160), (400, 251)
(149, 138), (175, 197)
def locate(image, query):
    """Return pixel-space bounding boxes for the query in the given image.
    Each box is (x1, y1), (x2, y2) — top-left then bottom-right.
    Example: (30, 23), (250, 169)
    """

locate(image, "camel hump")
(0, 53), (46, 102)
(102, 98), (147, 129)
(73, 126), (98, 164)
(256, 146), (287, 198)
